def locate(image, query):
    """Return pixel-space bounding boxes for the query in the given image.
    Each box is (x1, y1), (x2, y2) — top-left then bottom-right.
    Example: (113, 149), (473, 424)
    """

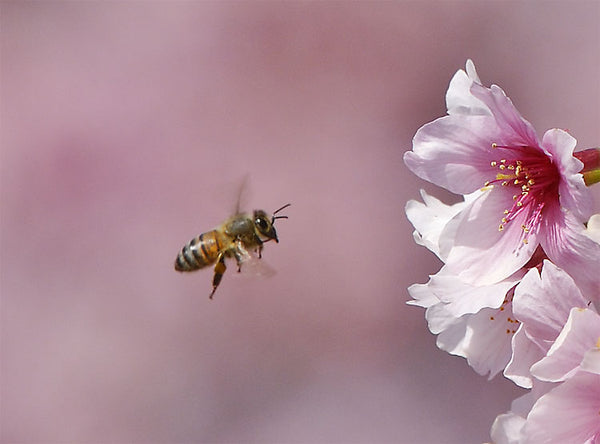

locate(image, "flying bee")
(174, 203), (290, 299)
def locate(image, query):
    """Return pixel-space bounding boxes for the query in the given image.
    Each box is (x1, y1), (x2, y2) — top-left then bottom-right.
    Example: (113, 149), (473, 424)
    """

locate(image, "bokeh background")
(2, 2), (599, 443)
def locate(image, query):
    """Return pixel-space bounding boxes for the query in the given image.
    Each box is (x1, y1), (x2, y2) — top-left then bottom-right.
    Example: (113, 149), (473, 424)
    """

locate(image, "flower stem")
(574, 148), (600, 186)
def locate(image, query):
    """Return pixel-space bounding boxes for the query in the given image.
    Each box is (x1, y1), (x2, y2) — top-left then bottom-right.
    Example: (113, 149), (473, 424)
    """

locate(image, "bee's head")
(253, 203), (290, 243)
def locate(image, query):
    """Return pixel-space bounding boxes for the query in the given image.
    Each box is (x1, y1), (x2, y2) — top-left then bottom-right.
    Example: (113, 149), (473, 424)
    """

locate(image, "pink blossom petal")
(490, 383), (556, 444)
(542, 129), (591, 221)
(470, 82), (540, 149)
(443, 188), (537, 285)
(513, 262), (588, 349)
(405, 114), (505, 194)
(531, 308), (600, 382)
(406, 60), (594, 299)
(541, 209), (600, 300)
(523, 372), (600, 444)
(581, 348), (600, 375)
(490, 389), (541, 444)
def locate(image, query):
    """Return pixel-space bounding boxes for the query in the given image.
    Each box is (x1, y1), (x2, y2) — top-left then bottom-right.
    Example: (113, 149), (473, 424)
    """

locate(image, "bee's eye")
(256, 217), (269, 230)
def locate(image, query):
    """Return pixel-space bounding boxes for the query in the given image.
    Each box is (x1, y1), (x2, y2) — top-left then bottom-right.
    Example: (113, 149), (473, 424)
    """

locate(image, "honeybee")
(174, 203), (290, 299)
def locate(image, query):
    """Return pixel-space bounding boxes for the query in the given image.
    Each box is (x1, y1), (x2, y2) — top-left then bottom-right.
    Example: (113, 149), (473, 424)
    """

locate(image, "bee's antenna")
(272, 203), (291, 222)
(273, 203), (291, 215)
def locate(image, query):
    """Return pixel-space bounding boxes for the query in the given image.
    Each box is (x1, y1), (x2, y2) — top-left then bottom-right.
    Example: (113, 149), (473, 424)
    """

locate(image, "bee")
(174, 203), (290, 299)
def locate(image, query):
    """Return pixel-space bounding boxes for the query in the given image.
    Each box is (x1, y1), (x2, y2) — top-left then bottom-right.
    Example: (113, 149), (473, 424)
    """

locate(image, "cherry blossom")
(404, 60), (600, 442)
(404, 60), (600, 299)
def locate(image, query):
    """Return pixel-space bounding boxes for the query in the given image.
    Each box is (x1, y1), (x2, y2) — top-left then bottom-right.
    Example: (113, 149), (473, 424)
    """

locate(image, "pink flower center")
(485, 144), (560, 243)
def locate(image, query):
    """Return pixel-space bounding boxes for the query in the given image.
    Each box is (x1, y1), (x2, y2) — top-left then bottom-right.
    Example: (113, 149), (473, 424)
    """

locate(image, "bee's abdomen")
(174, 231), (222, 272)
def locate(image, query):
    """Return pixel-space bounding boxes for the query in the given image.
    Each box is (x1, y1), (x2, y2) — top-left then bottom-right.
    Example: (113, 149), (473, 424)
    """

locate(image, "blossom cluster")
(404, 60), (600, 443)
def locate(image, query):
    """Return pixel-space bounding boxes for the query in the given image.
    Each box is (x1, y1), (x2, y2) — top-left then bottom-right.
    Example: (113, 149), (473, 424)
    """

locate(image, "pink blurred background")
(2, 2), (599, 443)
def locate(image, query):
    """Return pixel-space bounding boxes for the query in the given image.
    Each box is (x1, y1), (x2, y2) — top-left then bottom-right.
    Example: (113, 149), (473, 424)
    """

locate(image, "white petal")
(435, 313), (467, 350)
(446, 62), (489, 116)
(504, 325), (545, 389)
(428, 272), (521, 317)
(425, 301), (461, 335)
(461, 306), (514, 378)
(405, 189), (469, 260)
(585, 214), (600, 244)
(465, 59), (481, 84)
(490, 413), (525, 444)
(406, 282), (439, 309)
(437, 305), (514, 378)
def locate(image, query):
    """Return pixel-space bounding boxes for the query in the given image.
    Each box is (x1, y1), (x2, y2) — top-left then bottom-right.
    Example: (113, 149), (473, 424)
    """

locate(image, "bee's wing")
(235, 243), (276, 278)
(233, 174), (251, 215)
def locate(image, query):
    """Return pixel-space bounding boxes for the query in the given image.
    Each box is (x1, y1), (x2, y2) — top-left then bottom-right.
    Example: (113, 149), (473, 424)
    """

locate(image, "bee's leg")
(233, 249), (243, 273)
(232, 239), (247, 272)
(253, 235), (264, 259)
(210, 253), (227, 299)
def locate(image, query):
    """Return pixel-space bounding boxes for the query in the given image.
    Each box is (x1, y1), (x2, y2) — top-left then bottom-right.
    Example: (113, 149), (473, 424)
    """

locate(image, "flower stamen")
(486, 143), (560, 242)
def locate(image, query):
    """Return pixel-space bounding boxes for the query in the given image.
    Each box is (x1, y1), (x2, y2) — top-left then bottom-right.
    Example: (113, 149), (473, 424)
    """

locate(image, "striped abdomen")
(174, 230), (226, 272)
